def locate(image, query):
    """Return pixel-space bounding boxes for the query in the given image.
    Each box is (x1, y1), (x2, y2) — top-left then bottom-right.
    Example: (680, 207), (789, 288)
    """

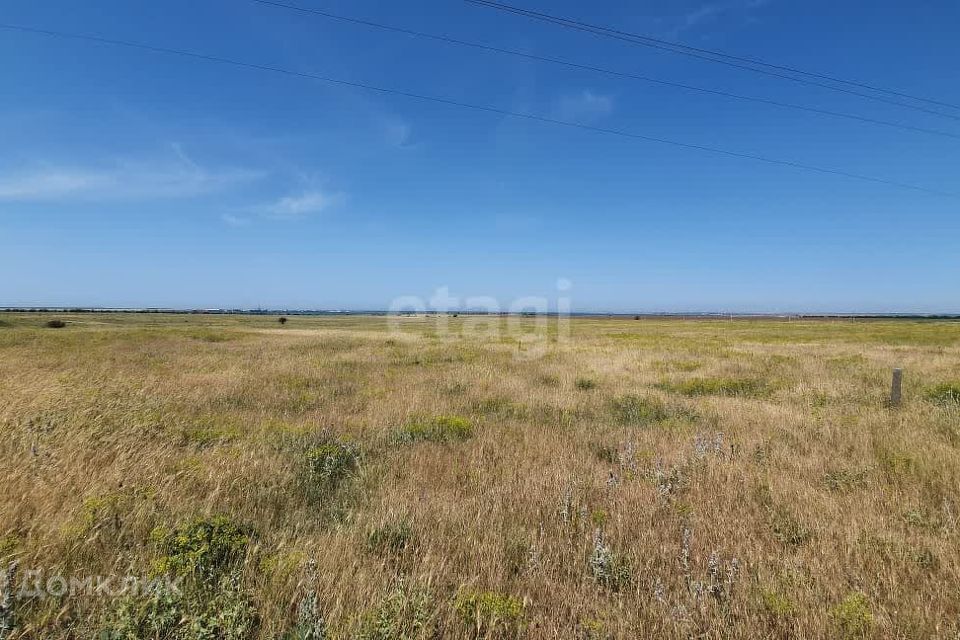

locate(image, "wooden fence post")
(890, 368), (903, 407)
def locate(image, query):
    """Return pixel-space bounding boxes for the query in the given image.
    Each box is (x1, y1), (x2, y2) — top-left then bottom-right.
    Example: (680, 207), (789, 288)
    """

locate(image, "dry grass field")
(1, 313), (959, 639)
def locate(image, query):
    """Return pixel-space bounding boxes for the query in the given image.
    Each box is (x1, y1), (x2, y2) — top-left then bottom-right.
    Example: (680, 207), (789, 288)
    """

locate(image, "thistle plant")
(290, 592), (328, 640)
(0, 561), (17, 640)
(305, 442), (360, 491)
(526, 543), (541, 573)
(694, 432), (726, 459)
(618, 441), (639, 477)
(286, 561), (327, 640)
(654, 460), (685, 500)
(942, 498), (957, 531)
(559, 485), (576, 525)
(679, 527), (692, 586)
(652, 578), (666, 606)
(589, 529), (629, 591)
(694, 435), (710, 459)
(526, 524), (544, 572)
(706, 552), (740, 605)
(676, 527), (741, 611)
(589, 529), (613, 585)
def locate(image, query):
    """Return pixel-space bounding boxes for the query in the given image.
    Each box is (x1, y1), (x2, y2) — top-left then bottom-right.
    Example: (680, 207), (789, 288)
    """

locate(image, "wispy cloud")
(551, 91), (615, 123)
(383, 119), (416, 149)
(666, 0), (770, 38)
(220, 213), (251, 227)
(256, 189), (344, 220)
(0, 150), (262, 202)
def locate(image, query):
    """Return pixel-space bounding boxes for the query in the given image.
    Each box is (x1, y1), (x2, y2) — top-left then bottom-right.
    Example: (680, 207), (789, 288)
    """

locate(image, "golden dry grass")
(1, 313), (959, 639)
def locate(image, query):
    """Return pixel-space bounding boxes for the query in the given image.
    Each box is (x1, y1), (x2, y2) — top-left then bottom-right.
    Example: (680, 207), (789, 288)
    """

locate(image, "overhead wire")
(248, 0), (960, 141)
(1, 22), (953, 197)
(464, 0), (960, 121)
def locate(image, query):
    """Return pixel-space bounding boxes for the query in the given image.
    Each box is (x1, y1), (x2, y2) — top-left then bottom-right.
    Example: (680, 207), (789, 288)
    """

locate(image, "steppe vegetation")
(1, 313), (959, 638)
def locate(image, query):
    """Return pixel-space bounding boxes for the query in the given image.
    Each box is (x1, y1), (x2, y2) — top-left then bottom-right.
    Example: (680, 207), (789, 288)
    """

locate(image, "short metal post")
(890, 368), (903, 407)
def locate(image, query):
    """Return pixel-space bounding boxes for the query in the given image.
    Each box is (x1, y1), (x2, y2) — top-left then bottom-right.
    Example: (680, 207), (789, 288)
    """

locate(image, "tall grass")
(0, 313), (958, 638)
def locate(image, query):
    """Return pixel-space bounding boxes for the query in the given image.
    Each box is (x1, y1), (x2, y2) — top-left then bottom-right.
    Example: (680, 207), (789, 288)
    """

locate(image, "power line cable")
(0, 22), (953, 198)
(464, 0), (960, 121)
(465, 0), (960, 111)
(249, 0), (960, 141)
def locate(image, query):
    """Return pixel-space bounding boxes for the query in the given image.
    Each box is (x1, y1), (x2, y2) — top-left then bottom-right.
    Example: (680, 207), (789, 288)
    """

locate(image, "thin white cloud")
(0, 170), (112, 200)
(258, 190), (343, 220)
(0, 154), (262, 202)
(220, 213), (251, 227)
(384, 120), (414, 148)
(552, 91), (615, 123)
(667, 0), (770, 37)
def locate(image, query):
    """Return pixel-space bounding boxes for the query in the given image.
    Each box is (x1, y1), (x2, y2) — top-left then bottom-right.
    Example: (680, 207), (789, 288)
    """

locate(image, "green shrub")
(539, 374), (561, 387)
(44, 319), (67, 329)
(913, 547), (938, 570)
(283, 591), (328, 640)
(901, 509), (939, 530)
(760, 589), (795, 618)
(367, 522), (414, 556)
(102, 574), (256, 640)
(106, 516), (257, 640)
(831, 592), (873, 638)
(822, 468), (869, 492)
(188, 330), (233, 343)
(926, 382), (960, 406)
(590, 443), (618, 465)
(578, 618), (609, 640)
(100, 581), (184, 639)
(150, 516), (249, 582)
(397, 416), (473, 443)
(588, 531), (631, 591)
(470, 398), (527, 419)
(179, 417), (242, 448)
(768, 506), (811, 546)
(281, 592), (330, 640)
(575, 377), (598, 391)
(304, 442), (360, 496)
(611, 395), (669, 425)
(182, 575), (257, 639)
(874, 444), (917, 482)
(501, 536), (532, 578)
(0, 534), (19, 560)
(455, 589), (525, 638)
(657, 377), (772, 398)
(355, 581), (434, 640)
(652, 360), (702, 373)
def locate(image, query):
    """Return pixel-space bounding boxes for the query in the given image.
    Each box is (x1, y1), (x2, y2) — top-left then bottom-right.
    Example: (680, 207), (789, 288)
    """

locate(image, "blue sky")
(1, 0), (958, 312)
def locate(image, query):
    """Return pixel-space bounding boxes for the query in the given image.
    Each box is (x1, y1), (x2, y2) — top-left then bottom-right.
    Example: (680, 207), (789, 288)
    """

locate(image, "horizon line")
(2, 307), (959, 319)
